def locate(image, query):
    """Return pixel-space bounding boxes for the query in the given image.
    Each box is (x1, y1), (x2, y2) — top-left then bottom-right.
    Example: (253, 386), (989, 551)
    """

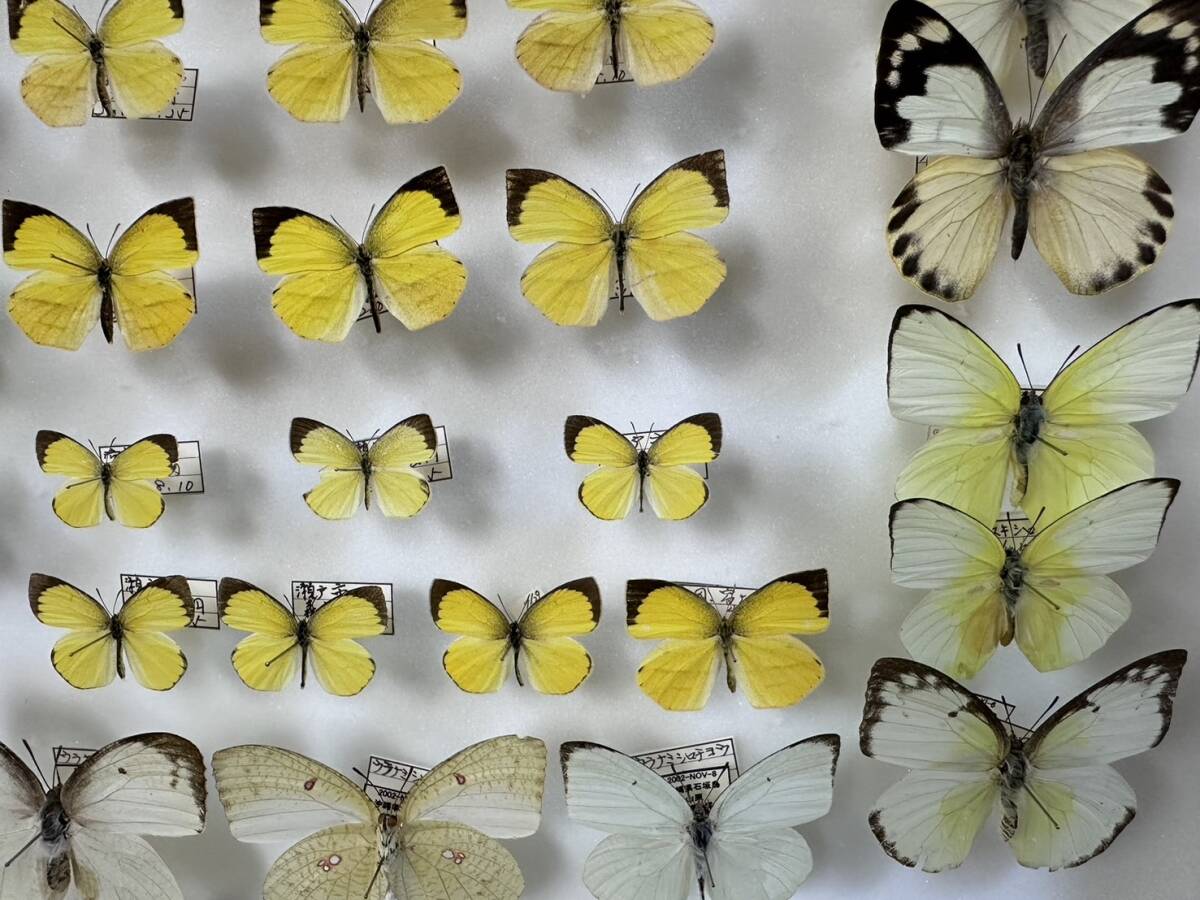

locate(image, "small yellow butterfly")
(30, 573), (193, 690)
(7, 0), (186, 126)
(431, 578), (601, 694)
(564, 413), (721, 520)
(627, 571), (830, 710)
(36, 430), (177, 528)
(218, 578), (388, 696)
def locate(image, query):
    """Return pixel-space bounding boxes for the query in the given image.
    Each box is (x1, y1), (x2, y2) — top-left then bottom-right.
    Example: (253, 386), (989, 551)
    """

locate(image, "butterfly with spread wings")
(4, 198), (198, 350)
(562, 735), (840, 900)
(861, 650), (1186, 871)
(889, 301), (1200, 528)
(0, 733), (206, 899)
(7, 0), (187, 126)
(876, 0), (1200, 301)
(213, 735), (547, 900)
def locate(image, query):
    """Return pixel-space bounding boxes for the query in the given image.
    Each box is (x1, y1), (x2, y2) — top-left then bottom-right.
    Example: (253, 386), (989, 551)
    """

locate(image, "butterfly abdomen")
(1013, 390), (1045, 464)
(1006, 127), (1037, 260)
(1022, 0), (1050, 79)
(355, 245), (382, 332)
(89, 37), (115, 117)
(98, 262), (115, 343)
(39, 788), (73, 890)
(355, 27), (371, 113)
(998, 749), (1029, 841)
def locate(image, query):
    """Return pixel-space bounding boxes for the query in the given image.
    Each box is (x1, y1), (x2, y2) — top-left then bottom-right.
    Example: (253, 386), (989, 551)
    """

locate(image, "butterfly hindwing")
(29, 573), (118, 689)
(626, 579), (723, 710)
(643, 412), (721, 520)
(218, 578), (303, 692)
(431, 580), (514, 694)
(516, 577), (601, 694)
(306, 587), (388, 696)
(563, 416), (639, 520)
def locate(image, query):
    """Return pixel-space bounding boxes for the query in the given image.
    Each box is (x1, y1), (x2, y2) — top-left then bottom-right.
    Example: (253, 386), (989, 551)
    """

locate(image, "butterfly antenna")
(330, 214), (350, 236)
(1053, 345), (1082, 379)
(1016, 343), (1034, 391)
(95, 0), (113, 29)
(1025, 43), (1035, 118)
(85, 223), (101, 254)
(590, 188), (617, 222)
(619, 183), (642, 222)
(344, 0), (362, 22)
(1028, 695), (1060, 732)
(1029, 506), (1047, 534)
(3, 833), (40, 869)
(104, 223), (121, 258)
(361, 204), (376, 244)
(1031, 35), (1068, 120)
(21, 741), (51, 792)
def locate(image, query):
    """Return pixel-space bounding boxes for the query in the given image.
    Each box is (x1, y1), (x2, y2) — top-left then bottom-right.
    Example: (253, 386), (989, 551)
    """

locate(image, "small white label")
(93, 68), (198, 121)
(675, 582), (755, 615)
(100, 440), (204, 495)
(291, 581), (395, 635)
(361, 755), (431, 812)
(635, 737), (739, 816)
(622, 426), (711, 479)
(52, 745), (94, 772)
(118, 573), (220, 629)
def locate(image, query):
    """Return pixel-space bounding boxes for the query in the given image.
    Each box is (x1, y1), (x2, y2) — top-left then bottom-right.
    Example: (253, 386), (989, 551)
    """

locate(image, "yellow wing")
(108, 198), (198, 351)
(99, 0), (186, 119)
(618, 0), (715, 87)
(366, 0), (466, 123)
(36, 430), (104, 528)
(29, 574), (117, 690)
(218, 578), (302, 692)
(307, 588), (389, 696)
(289, 417), (367, 519)
(430, 579), (513, 693)
(623, 150), (728, 320)
(117, 575), (192, 691)
(106, 434), (176, 529)
(368, 414), (437, 518)
(8, 0), (96, 126)
(506, 169), (615, 326)
(260, 0), (357, 122)
(3, 200), (103, 350)
(510, 1), (607, 93)
(643, 412), (721, 520)
(727, 571), (829, 708)
(364, 168), (466, 330)
(626, 579), (722, 710)
(517, 577), (601, 694)
(564, 415), (639, 520)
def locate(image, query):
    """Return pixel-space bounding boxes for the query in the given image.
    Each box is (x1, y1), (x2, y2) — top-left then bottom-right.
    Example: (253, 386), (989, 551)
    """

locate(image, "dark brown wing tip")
(343, 585), (389, 624)
(258, 0), (278, 26)
(168, 0), (185, 19)
(3, 199), (56, 252)
(675, 150), (728, 208)
(399, 413), (437, 450)
(144, 574), (193, 601)
(139, 433), (179, 463)
(560, 740), (620, 781)
(429, 578), (466, 618)
(557, 577), (602, 622)
(253, 207), (312, 260)
(289, 417), (328, 456)
(80, 734), (206, 815)
(216, 577), (261, 615)
(28, 573), (67, 615)
(396, 168), (458, 218)
(563, 415), (602, 455)
(680, 412), (722, 456)
(625, 579), (676, 624)
(34, 430), (68, 466)
(776, 569), (830, 614)
(7, 0), (26, 40)
(505, 169), (558, 228)
(142, 199), (197, 252)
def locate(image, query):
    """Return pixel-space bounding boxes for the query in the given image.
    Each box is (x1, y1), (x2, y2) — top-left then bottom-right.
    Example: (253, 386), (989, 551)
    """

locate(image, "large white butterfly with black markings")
(860, 651), (1186, 872)
(0, 733), (206, 899)
(876, 0), (1200, 301)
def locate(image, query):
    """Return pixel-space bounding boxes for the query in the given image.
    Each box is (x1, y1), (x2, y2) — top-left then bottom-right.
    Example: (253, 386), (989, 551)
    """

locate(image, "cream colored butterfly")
(213, 735), (547, 900)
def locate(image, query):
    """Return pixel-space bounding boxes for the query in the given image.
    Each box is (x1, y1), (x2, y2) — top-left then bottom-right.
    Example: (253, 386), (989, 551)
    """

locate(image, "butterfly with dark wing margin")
(860, 650), (1186, 871)
(0, 733), (206, 899)
(876, 0), (1200, 300)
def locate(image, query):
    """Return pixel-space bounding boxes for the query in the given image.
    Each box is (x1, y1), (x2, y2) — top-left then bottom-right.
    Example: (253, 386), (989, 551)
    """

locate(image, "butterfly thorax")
(97, 260), (116, 343)
(86, 33), (116, 117)
(718, 619), (739, 693)
(37, 786), (73, 891)
(296, 617), (311, 649)
(998, 744), (1031, 840)
(1005, 124), (1039, 261)
(1013, 390), (1046, 464)
(354, 27), (372, 112)
(1020, 0), (1050, 78)
(612, 224), (629, 310)
(1000, 548), (1026, 610)
(355, 244), (383, 333)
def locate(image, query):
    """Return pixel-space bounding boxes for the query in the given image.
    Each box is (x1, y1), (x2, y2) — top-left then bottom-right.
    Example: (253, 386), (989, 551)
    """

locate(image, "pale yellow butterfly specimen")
(891, 478), (1179, 680)
(890, 301), (1200, 528)
(7, 0), (186, 126)
(508, 0), (714, 93)
(290, 415), (437, 520)
(506, 150), (728, 325)
(213, 735), (547, 900)
(564, 413), (721, 520)
(627, 570), (830, 710)
(3, 198), (199, 351)
(430, 577), (601, 694)
(36, 430), (177, 528)
(259, 0), (467, 123)
(217, 578), (388, 696)
(29, 573), (192, 690)
(253, 168), (466, 341)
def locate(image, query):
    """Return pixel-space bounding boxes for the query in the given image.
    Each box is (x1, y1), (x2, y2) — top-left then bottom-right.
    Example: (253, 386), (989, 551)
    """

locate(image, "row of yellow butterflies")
(1, 152), (730, 351)
(28, 568), (831, 709)
(35, 412), (724, 527)
(8, 0), (716, 127)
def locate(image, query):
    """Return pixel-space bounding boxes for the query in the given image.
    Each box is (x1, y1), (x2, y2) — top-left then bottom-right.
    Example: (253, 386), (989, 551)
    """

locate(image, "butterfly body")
(1022, 0), (1050, 74)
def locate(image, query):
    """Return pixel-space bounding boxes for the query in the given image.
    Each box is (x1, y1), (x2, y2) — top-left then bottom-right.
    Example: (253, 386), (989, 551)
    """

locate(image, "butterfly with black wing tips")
(0, 733), (206, 899)
(876, 0), (1200, 301)
(860, 650), (1187, 872)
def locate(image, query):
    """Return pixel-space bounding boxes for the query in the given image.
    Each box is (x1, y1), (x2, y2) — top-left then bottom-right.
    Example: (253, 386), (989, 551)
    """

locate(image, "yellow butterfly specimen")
(7, 0), (186, 126)
(430, 577), (600, 694)
(36, 430), (177, 528)
(506, 150), (728, 325)
(290, 415), (437, 520)
(254, 168), (466, 341)
(259, 0), (467, 123)
(627, 570), (829, 710)
(29, 573), (193, 690)
(508, 0), (714, 93)
(218, 578), (388, 696)
(564, 413), (721, 520)
(3, 197), (198, 350)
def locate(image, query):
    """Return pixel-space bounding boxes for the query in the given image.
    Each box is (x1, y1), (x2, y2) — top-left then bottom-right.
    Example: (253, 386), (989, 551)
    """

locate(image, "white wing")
(875, 0), (1012, 155)
(577, 834), (693, 900)
(1042, 0), (1155, 85)
(389, 822), (525, 900)
(706, 829), (813, 900)
(1035, 0), (1200, 153)
(0, 743), (49, 900)
(62, 734), (205, 836)
(68, 829), (184, 900)
(926, 0), (1023, 76)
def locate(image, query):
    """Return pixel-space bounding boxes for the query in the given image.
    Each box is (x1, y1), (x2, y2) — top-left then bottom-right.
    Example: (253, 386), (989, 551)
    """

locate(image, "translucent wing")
(289, 418), (367, 519)
(212, 744), (379, 844)
(626, 579), (722, 710)
(564, 416), (639, 520)
(99, 0), (186, 119)
(560, 742), (692, 837)
(253, 208), (362, 341)
(307, 588), (389, 696)
(35, 430), (104, 528)
(644, 412), (722, 520)
(389, 822), (523, 900)
(29, 574), (117, 689)
(576, 835), (693, 900)
(260, 0), (357, 122)
(365, 169), (466, 329)
(117, 575), (191, 691)
(1041, 0), (1155, 85)
(262, 824), (385, 900)
(619, 0), (714, 87)
(0, 741), (48, 891)
(509, 1), (609, 93)
(430, 580), (513, 693)
(217, 578), (302, 692)
(8, 0), (96, 126)
(926, 0), (1023, 77)
(367, 0), (465, 123)
(875, 0), (1012, 155)
(518, 577), (601, 695)
(368, 413), (437, 518)
(107, 434), (177, 528)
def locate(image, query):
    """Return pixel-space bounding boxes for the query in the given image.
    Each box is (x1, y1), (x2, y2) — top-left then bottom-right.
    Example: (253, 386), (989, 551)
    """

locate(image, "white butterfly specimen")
(891, 478), (1179, 680)
(860, 650), (1186, 871)
(889, 301), (1200, 528)
(213, 735), (547, 900)
(0, 733), (206, 899)
(561, 735), (840, 900)
(929, 0), (1153, 84)
(875, 0), (1200, 300)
